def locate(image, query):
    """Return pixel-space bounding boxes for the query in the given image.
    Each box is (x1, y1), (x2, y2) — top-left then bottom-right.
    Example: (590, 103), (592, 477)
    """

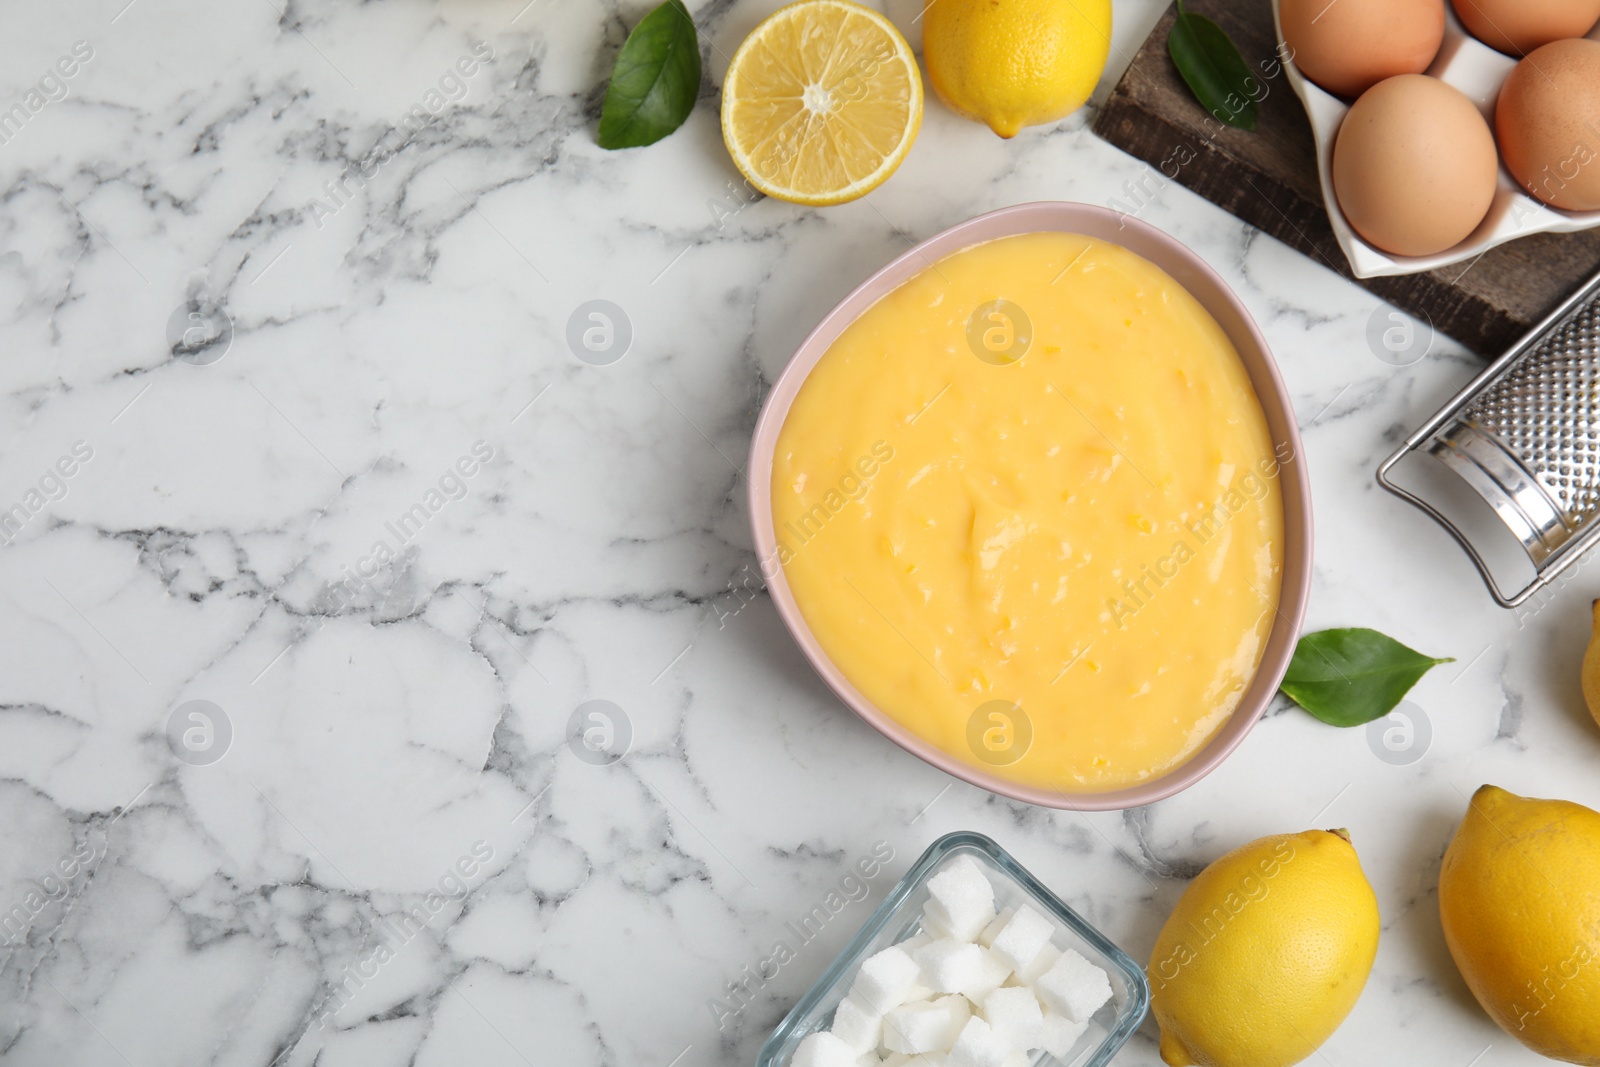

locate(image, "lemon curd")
(770, 233), (1286, 792)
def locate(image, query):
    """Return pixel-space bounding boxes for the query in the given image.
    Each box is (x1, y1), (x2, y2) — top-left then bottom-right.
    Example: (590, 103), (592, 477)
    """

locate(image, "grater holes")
(1463, 300), (1600, 521)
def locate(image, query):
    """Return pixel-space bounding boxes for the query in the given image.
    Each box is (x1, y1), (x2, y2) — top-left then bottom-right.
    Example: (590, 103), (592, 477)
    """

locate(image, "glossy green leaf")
(1167, 4), (1259, 131)
(598, 0), (702, 150)
(1282, 628), (1453, 727)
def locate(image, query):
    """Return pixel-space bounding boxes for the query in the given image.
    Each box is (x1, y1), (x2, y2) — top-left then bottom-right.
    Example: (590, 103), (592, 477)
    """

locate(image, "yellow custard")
(771, 233), (1286, 792)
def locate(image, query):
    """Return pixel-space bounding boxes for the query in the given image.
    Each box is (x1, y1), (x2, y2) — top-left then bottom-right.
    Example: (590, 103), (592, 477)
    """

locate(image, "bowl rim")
(746, 201), (1312, 811)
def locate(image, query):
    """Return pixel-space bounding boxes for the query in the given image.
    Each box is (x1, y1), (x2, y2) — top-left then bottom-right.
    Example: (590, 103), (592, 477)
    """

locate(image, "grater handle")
(1374, 263), (1600, 609)
(1376, 446), (1555, 608)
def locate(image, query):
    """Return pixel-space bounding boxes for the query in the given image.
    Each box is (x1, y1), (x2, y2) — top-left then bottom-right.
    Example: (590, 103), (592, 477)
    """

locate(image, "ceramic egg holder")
(1271, 0), (1600, 279)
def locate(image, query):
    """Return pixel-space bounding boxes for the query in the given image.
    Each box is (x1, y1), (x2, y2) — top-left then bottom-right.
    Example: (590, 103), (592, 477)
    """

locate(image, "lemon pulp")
(721, 0), (922, 206)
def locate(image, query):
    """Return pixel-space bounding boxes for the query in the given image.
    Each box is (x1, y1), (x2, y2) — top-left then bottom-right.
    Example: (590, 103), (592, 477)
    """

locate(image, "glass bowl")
(756, 831), (1150, 1067)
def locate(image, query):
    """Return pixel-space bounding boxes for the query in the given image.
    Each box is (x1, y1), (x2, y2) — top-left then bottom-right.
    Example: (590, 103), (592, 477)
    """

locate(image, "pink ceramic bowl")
(747, 202), (1312, 811)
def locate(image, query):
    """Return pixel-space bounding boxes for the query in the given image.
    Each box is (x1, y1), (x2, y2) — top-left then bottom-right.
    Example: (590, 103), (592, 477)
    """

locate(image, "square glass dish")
(756, 831), (1150, 1067)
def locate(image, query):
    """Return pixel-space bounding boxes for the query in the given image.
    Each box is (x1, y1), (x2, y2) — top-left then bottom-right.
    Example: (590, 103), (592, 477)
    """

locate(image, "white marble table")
(1, 1), (1594, 1064)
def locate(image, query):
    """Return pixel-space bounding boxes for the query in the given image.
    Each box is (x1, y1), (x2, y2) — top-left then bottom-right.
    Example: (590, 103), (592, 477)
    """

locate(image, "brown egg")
(1497, 39), (1600, 211)
(1452, 0), (1600, 57)
(1332, 75), (1500, 257)
(1281, 0), (1446, 98)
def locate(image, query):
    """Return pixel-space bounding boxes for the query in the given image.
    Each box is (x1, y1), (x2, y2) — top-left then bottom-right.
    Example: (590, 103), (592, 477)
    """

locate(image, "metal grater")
(1378, 267), (1600, 607)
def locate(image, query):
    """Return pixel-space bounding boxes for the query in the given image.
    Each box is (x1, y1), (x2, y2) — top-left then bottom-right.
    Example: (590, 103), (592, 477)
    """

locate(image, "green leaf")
(598, 0), (702, 150)
(1281, 628), (1453, 728)
(1167, 4), (1259, 131)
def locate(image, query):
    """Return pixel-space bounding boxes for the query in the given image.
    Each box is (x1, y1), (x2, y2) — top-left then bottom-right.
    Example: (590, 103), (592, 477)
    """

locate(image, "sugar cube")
(794, 1032), (861, 1067)
(931, 859), (994, 910)
(959, 946), (1013, 1002)
(988, 906), (1054, 974)
(982, 986), (1044, 1050)
(899, 932), (933, 956)
(830, 995), (882, 1053)
(1018, 943), (1059, 984)
(899, 933), (934, 1002)
(923, 898), (996, 943)
(978, 907), (1013, 948)
(884, 998), (968, 1054)
(920, 902), (955, 942)
(946, 1017), (1011, 1067)
(924, 861), (997, 942)
(947, 854), (988, 880)
(1039, 1012), (1088, 1058)
(1035, 949), (1112, 1023)
(914, 939), (986, 993)
(934, 994), (972, 1035)
(852, 946), (924, 1014)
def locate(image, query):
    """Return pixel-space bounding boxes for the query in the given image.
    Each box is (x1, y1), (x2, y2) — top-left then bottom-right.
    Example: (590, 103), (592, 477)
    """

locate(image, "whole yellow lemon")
(921, 0), (1112, 138)
(1440, 785), (1600, 1065)
(1582, 600), (1600, 731)
(1148, 829), (1380, 1067)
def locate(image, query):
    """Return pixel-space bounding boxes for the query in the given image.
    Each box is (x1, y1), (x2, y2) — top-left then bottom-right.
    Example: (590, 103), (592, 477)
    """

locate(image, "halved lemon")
(721, 0), (923, 207)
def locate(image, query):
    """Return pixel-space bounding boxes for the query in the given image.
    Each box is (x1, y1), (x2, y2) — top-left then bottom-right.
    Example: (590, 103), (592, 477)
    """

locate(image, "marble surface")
(1, 1), (1596, 1064)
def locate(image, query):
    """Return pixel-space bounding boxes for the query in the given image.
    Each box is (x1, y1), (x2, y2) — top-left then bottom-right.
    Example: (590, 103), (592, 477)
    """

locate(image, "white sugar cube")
(852, 946), (924, 1014)
(981, 987), (1044, 1051)
(884, 998), (968, 1054)
(946, 1017), (1011, 1067)
(920, 902), (955, 941)
(1039, 1012), (1088, 1058)
(859, 1056), (883, 1067)
(794, 1032), (861, 1067)
(831, 995), (882, 1053)
(884, 995), (970, 1054)
(959, 946), (1012, 1002)
(1018, 943), (1060, 984)
(978, 907), (1013, 948)
(899, 932), (933, 955)
(924, 861), (997, 942)
(988, 906), (1054, 974)
(934, 994), (972, 1039)
(923, 898), (996, 943)
(914, 939), (985, 993)
(899, 933), (934, 1001)
(1035, 949), (1112, 1023)
(947, 854), (988, 881)
(929, 859), (995, 916)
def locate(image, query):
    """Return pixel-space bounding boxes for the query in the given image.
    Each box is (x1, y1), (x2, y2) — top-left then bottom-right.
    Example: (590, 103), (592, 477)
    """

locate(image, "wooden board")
(1092, 0), (1600, 355)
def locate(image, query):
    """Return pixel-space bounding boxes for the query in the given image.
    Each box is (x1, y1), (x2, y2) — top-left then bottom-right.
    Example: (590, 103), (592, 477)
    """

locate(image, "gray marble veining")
(0, 1), (1592, 1065)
